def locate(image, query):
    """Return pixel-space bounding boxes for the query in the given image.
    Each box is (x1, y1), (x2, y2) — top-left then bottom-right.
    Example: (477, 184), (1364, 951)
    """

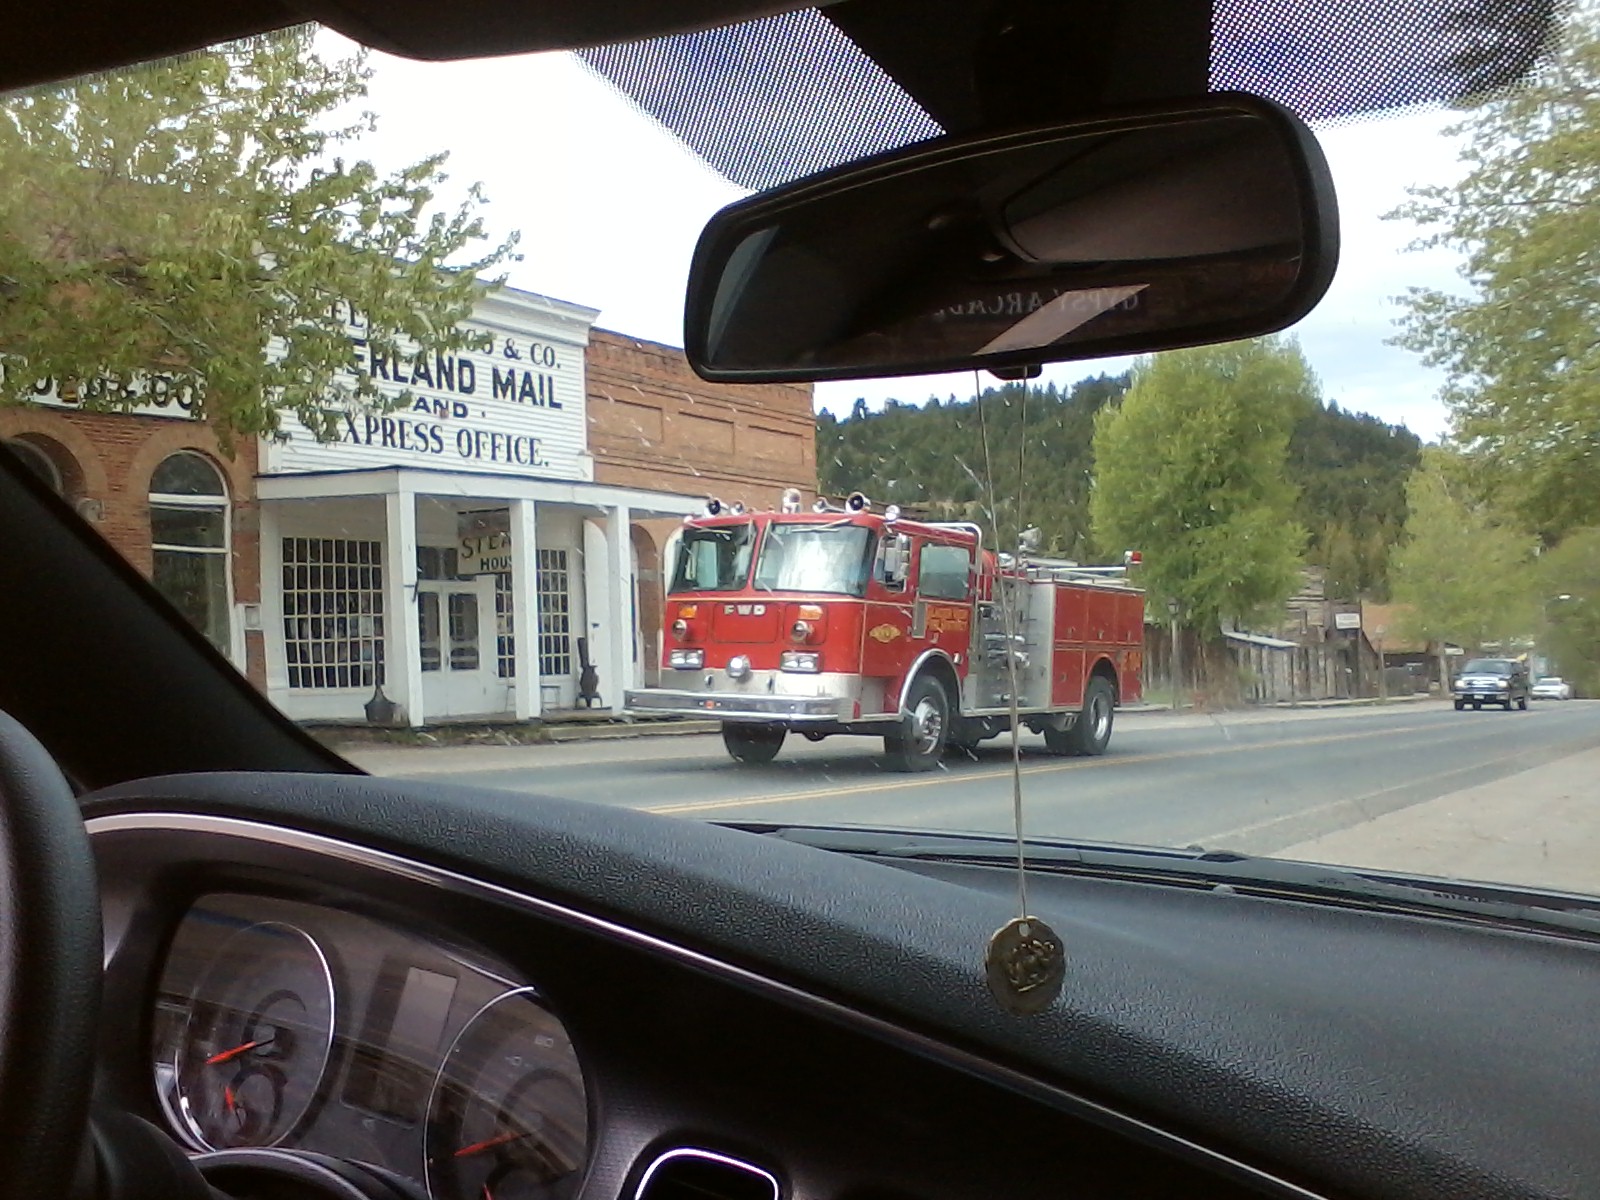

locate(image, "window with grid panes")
(282, 537), (385, 689)
(495, 573), (514, 678)
(537, 548), (572, 677)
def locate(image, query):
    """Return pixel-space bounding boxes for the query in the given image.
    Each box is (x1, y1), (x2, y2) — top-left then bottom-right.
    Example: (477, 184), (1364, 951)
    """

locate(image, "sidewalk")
(1276, 744), (1600, 895)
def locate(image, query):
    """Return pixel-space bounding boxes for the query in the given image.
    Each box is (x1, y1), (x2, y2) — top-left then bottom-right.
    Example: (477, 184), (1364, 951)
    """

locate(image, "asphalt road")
(371, 700), (1600, 857)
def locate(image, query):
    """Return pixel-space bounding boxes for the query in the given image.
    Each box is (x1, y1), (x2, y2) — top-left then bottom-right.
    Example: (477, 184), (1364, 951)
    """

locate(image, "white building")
(257, 286), (700, 726)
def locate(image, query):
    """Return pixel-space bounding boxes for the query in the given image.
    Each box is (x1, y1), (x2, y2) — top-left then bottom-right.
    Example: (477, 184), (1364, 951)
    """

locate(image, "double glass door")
(418, 576), (498, 716)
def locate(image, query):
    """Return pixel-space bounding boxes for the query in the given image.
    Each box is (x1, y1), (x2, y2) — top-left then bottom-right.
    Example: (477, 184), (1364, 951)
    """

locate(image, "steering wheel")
(0, 708), (102, 1197)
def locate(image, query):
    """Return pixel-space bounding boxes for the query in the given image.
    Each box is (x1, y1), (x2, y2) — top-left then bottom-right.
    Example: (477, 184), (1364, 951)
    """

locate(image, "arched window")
(4, 437), (64, 494)
(149, 451), (232, 655)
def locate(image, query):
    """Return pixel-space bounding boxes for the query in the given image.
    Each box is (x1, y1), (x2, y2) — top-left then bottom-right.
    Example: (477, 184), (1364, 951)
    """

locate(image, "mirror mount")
(989, 364), (1042, 382)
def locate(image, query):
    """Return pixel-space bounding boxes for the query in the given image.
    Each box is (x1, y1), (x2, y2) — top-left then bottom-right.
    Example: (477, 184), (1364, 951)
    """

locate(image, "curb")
(323, 717), (721, 754)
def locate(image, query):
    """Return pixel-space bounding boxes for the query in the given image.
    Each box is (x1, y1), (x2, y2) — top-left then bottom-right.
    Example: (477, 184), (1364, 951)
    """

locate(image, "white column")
(259, 503), (288, 693)
(606, 504), (633, 711)
(384, 488), (425, 727)
(509, 499), (541, 721)
(582, 518), (610, 709)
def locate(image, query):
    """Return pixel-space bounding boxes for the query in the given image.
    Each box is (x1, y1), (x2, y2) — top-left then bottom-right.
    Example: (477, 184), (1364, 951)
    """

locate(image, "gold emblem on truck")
(868, 623), (903, 643)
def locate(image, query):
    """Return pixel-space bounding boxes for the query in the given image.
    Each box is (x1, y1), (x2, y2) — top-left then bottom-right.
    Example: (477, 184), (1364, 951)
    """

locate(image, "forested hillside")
(816, 376), (1422, 599)
(1289, 401), (1423, 599)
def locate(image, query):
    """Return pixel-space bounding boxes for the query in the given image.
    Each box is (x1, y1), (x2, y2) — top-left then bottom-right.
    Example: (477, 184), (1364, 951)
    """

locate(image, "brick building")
(586, 328), (815, 687)
(1, 400), (268, 686)
(1, 283), (815, 725)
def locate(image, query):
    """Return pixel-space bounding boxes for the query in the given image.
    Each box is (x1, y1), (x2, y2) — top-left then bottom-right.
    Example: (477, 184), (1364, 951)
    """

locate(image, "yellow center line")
(642, 719), (1458, 815)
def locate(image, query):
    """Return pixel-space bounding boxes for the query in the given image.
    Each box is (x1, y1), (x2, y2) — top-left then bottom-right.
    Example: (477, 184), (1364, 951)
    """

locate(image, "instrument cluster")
(150, 894), (588, 1200)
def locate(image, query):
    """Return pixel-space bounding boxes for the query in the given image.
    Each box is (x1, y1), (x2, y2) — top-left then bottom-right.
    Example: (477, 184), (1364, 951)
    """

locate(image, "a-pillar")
(383, 487), (425, 727)
(508, 499), (541, 721)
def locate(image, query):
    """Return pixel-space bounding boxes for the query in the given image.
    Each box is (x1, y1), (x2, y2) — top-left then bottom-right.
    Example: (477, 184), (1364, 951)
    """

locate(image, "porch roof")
(256, 465), (701, 518)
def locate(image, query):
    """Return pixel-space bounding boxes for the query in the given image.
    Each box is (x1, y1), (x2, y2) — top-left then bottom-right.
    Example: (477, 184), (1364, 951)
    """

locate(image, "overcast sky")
(333, 31), (1468, 442)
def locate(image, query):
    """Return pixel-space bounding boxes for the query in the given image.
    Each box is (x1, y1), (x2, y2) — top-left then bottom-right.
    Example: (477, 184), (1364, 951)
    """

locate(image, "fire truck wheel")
(1047, 676), (1115, 756)
(885, 676), (950, 772)
(722, 722), (787, 763)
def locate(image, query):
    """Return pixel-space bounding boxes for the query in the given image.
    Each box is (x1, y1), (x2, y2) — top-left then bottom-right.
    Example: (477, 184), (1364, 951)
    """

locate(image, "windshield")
(669, 524), (756, 593)
(7, 6), (1600, 918)
(752, 524), (872, 595)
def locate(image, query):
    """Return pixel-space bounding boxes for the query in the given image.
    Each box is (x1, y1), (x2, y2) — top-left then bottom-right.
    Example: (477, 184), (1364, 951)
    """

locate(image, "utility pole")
(1376, 625), (1387, 702)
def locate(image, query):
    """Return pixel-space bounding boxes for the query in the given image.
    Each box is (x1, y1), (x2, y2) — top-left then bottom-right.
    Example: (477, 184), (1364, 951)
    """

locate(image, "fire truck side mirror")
(880, 534), (912, 588)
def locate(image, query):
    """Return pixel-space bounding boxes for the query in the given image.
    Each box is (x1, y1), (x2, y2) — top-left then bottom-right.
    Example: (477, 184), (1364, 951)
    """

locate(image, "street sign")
(1334, 611), (1361, 630)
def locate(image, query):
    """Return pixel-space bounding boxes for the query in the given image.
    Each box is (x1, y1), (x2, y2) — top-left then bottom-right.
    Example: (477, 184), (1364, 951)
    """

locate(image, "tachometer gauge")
(424, 988), (588, 1200)
(169, 921), (337, 1150)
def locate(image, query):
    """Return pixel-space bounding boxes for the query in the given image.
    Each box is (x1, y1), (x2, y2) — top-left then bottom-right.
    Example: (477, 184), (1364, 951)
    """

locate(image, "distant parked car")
(1531, 676), (1574, 701)
(1452, 658), (1531, 711)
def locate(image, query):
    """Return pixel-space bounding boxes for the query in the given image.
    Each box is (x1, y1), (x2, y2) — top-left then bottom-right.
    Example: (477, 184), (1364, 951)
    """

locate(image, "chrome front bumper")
(624, 688), (854, 722)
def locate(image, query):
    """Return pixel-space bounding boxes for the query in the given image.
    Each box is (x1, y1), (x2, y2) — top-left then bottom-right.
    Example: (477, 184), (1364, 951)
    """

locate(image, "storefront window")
(149, 452), (231, 655)
(537, 548), (573, 676)
(495, 574), (515, 679)
(282, 537), (385, 689)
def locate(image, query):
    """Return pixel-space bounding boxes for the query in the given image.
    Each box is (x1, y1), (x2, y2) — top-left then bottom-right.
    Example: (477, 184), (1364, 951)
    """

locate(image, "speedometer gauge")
(424, 988), (588, 1200)
(168, 921), (337, 1150)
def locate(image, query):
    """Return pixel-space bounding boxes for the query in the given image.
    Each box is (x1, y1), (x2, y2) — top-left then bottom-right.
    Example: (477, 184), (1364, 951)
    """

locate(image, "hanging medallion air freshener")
(977, 383), (1065, 1016)
(986, 915), (1065, 1015)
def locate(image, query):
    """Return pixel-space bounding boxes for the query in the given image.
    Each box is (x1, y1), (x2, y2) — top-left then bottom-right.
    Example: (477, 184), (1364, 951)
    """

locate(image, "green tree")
(1289, 400), (1421, 599)
(1090, 338), (1312, 644)
(1536, 527), (1600, 695)
(0, 30), (518, 447)
(1391, 8), (1600, 539)
(1389, 450), (1537, 675)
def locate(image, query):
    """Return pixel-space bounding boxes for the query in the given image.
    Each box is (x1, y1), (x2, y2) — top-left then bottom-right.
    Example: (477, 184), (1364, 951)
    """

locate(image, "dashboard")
(88, 789), (1290, 1200)
(80, 770), (1600, 1200)
(150, 894), (585, 1199)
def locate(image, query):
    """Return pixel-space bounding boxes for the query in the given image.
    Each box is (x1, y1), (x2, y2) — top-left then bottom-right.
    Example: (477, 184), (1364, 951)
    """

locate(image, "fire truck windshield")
(669, 523), (756, 593)
(752, 523), (873, 596)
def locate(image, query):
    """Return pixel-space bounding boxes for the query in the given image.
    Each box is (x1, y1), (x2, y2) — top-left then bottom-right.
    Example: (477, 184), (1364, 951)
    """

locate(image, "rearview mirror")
(685, 93), (1337, 383)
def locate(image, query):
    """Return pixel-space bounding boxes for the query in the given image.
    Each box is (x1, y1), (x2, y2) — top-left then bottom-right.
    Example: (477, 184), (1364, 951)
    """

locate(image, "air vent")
(635, 1148), (780, 1200)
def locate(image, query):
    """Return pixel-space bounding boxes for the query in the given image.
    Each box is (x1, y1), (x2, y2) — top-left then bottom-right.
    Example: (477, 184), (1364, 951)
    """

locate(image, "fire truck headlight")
(781, 651), (822, 673)
(671, 618), (692, 640)
(790, 619), (814, 644)
(726, 655), (753, 681)
(668, 648), (704, 669)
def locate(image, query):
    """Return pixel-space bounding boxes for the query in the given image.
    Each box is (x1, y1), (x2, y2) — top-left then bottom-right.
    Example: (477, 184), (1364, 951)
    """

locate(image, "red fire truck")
(624, 493), (1144, 770)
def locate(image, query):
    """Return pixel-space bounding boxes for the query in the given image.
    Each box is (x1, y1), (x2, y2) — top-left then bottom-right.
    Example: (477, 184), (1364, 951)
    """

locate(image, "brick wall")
(586, 328), (816, 509)
(0, 407), (265, 686)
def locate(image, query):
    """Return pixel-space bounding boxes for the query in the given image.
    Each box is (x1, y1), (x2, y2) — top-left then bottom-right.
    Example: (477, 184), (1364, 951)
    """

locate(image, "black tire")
(1454, 699), (1465, 711)
(1046, 675), (1116, 756)
(1473, 702), (1482, 710)
(722, 722), (786, 763)
(884, 675), (950, 772)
